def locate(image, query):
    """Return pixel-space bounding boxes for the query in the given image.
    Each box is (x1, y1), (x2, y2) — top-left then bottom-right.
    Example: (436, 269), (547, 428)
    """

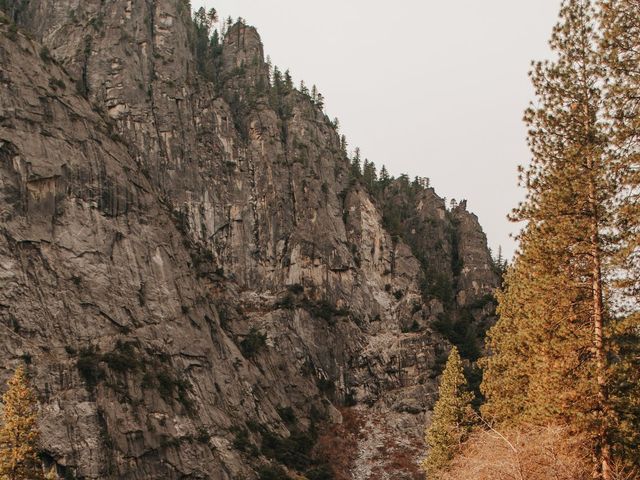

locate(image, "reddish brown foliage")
(315, 408), (366, 480)
(316, 408), (423, 480)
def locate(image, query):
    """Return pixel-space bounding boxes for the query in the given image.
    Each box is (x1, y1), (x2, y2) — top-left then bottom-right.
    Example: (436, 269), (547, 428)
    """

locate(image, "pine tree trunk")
(592, 246), (611, 480)
(588, 167), (611, 480)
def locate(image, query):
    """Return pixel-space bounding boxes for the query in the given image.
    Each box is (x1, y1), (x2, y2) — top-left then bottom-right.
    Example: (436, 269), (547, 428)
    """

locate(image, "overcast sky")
(193, 1), (562, 258)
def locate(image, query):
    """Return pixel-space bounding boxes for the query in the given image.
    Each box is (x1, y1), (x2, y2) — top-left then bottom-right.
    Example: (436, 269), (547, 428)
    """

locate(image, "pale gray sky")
(192, 1), (562, 258)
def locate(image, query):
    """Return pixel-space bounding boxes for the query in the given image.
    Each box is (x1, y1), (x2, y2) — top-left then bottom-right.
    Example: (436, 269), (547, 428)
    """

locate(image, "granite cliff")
(0, 2), (499, 479)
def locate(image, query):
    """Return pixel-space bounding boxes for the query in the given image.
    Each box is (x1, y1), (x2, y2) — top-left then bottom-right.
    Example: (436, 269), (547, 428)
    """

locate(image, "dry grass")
(439, 424), (592, 480)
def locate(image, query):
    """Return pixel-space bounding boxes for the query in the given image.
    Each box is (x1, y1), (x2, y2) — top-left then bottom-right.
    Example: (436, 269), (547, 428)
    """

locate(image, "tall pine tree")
(0, 366), (43, 480)
(481, 1), (619, 478)
(422, 347), (475, 479)
(599, 1), (640, 470)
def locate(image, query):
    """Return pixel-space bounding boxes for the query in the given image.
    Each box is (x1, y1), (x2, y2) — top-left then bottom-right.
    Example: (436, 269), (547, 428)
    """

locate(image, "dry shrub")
(608, 460), (639, 480)
(315, 407), (366, 480)
(318, 408), (423, 480)
(440, 424), (592, 480)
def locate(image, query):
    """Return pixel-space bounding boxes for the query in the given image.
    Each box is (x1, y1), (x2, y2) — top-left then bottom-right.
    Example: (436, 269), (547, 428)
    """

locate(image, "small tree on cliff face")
(0, 366), (43, 480)
(192, 7), (221, 85)
(422, 347), (475, 479)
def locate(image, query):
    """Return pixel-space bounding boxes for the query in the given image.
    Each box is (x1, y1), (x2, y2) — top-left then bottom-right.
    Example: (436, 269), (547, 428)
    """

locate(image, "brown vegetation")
(315, 408), (365, 480)
(439, 425), (591, 480)
(316, 406), (425, 480)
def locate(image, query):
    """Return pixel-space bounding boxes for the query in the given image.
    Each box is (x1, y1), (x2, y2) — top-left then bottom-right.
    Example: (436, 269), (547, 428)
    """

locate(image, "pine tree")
(191, 7), (221, 84)
(299, 80), (308, 96)
(422, 347), (475, 479)
(272, 66), (282, 88)
(350, 148), (362, 179)
(491, 246), (508, 278)
(284, 70), (293, 91)
(378, 165), (391, 191)
(598, 1), (640, 470)
(210, 29), (219, 48)
(340, 135), (348, 156)
(266, 55), (272, 79)
(362, 159), (377, 191)
(0, 366), (43, 480)
(206, 8), (217, 27)
(481, 1), (619, 477)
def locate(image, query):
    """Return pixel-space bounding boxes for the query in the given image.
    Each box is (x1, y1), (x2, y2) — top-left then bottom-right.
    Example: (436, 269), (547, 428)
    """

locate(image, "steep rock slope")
(0, 17), (284, 480)
(0, 3), (499, 479)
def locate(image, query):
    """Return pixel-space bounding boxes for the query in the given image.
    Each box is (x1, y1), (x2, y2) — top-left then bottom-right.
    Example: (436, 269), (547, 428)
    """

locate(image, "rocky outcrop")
(451, 201), (498, 307)
(0, 3), (500, 479)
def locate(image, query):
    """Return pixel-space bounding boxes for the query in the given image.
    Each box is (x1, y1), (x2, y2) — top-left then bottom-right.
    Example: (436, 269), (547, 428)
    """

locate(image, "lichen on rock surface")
(0, 3), (499, 479)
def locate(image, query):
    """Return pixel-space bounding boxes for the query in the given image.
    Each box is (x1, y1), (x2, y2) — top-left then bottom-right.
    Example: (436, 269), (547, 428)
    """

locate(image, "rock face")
(0, 3), (500, 479)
